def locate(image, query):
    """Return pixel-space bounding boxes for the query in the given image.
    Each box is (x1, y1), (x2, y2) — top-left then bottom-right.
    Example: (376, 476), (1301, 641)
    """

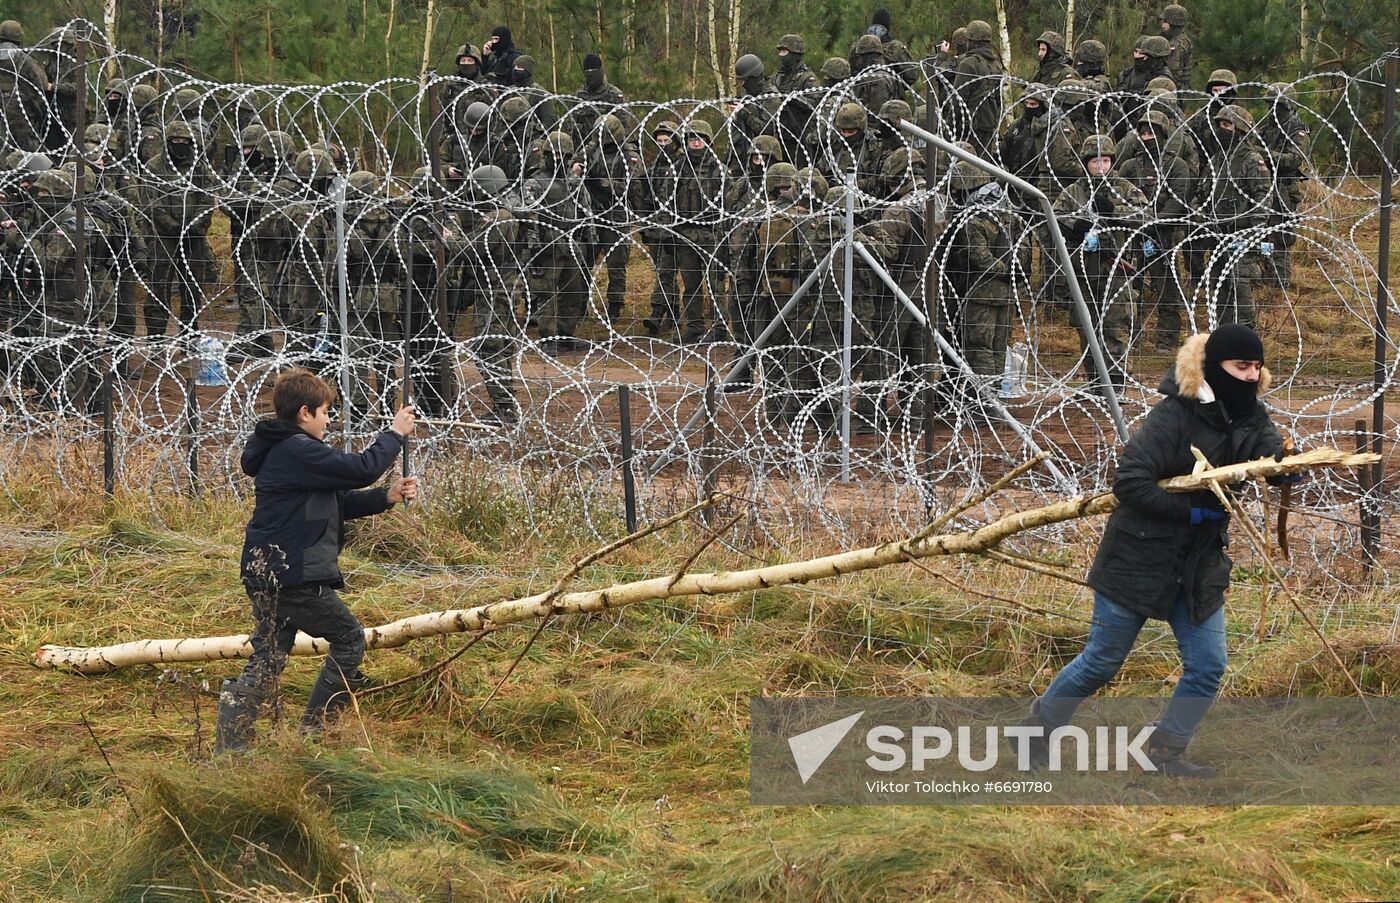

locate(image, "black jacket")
(1088, 335), (1283, 623)
(239, 420), (403, 590)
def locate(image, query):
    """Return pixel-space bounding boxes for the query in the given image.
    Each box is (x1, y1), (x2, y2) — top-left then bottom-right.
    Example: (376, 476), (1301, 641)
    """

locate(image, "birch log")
(32, 450), (1376, 675)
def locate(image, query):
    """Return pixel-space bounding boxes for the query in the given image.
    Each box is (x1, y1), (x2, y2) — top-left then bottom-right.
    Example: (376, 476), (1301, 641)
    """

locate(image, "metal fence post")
(619, 383), (638, 533)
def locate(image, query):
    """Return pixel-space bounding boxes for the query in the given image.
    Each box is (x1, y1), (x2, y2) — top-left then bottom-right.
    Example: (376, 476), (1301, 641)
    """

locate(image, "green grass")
(2, 483), (1399, 902)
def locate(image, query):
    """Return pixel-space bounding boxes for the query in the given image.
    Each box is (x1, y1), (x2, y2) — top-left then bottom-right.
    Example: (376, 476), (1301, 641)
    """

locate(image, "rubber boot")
(214, 677), (264, 754)
(300, 668), (369, 735)
(1146, 737), (1218, 778)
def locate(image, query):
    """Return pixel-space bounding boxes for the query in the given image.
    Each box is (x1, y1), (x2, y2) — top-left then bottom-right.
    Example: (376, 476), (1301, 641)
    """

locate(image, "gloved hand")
(1093, 193), (1115, 215)
(1267, 472), (1305, 486)
(1143, 237), (1158, 257)
(1190, 506), (1226, 526)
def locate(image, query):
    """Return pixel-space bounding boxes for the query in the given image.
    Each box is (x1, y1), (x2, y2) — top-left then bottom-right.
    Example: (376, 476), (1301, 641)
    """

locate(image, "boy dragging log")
(216, 368), (417, 753)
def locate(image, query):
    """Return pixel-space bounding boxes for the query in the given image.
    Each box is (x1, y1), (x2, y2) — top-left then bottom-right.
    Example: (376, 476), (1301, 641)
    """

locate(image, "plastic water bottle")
(1259, 241), (1274, 256)
(1084, 229), (1101, 253)
(1000, 343), (1029, 398)
(313, 311), (331, 356)
(194, 335), (228, 387)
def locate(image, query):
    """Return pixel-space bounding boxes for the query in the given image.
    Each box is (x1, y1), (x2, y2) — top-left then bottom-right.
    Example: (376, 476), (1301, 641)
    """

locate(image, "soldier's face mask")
(1140, 127), (1157, 143)
(512, 66), (531, 85)
(168, 140), (194, 165)
(1087, 156), (1112, 177)
(654, 133), (672, 148)
(777, 48), (789, 58)
(1133, 49), (1147, 62)
(838, 128), (860, 140)
(1024, 100), (1045, 118)
(458, 56), (478, 77)
(35, 191), (64, 217)
(106, 95), (122, 117)
(584, 67), (604, 90)
(1211, 84), (1230, 97)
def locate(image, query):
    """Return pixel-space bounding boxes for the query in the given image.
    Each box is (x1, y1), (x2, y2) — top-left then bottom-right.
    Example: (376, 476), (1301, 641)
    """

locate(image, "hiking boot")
(1146, 737), (1218, 778)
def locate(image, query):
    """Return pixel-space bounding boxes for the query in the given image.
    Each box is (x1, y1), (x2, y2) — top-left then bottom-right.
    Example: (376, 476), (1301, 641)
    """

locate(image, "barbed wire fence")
(1, 22), (1396, 601)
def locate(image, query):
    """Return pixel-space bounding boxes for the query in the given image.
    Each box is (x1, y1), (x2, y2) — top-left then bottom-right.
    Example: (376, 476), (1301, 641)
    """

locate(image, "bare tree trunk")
(230, 34), (241, 81)
(549, 12), (558, 94)
(31, 449), (1374, 675)
(994, 0), (1012, 72)
(155, 0), (164, 71)
(706, 0), (723, 97)
(104, 0), (119, 78)
(1299, 0), (1311, 70)
(265, 2), (274, 82)
(419, 0), (437, 83)
(727, 0), (741, 95)
(690, 7), (699, 89)
(624, 0), (636, 76)
(1064, 0), (1076, 52)
(664, 0), (671, 62)
(384, 0), (397, 78)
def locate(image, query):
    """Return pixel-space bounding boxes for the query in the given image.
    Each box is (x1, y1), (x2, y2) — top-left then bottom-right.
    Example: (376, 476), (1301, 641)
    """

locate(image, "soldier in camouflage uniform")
(1260, 83), (1310, 288)
(143, 119), (215, 337)
(565, 53), (627, 152)
(850, 34), (906, 118)
(443, 100), (493, 188)
(132, 84), (164, 165)
(725, 133), (783, 344)
(1183, 69), (1239, 287)
(4, 168), (113, 411)
(226, 122), (273, 357)
(1201, 105), (1272, 328)
(642, 119), (682, 337)
(461, 164), (524, 423)
(278, 148), (338, 357)
(343, 170), (401, 418)
(734, 162), (803, 421)
(525, 131), (591, 347)
(670, 120), (727, 342)
(1115, 35), (1171, 136)
(802, 58), (852, 157)
(874, 99), (913, 157)
(941, 161), (1013, 387)
(849, 9), (916, 87)
(1160, 5), (1195, 91)
(495, 94), (543, 182)
(0, 20), (48, 152)
(1053, 135), (1149, 392)
(82, 124), (146, 376)
(953, 20), (1004, 159)
(396, 165), (461, 418)
(1002, 84), (1080, 308)
(34, 27), (84, 152)
(727, 54), (781, 176)
(99, 78), (136, 160)
(818, 102), (887, 200)
(575, 112), (642, 325)
(1032, 30), (1075, 86)
(773, 35), (818, 168)
(872, 147), (929, 424)
(1120, 110), (1195, 350)
(775, 35), (818, 94)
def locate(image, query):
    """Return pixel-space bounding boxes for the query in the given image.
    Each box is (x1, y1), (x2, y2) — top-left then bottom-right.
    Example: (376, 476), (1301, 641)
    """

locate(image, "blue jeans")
(1036, 588), (1227, 746)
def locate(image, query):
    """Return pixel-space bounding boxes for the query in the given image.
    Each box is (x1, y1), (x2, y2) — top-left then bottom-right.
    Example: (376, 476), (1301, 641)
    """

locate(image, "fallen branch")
(32, 450), (1378, 675)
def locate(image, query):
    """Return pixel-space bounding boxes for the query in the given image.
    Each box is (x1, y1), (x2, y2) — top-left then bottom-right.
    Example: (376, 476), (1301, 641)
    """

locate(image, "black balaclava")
(1075, 59), (1102, 77)
(491, 26), (514, 52)
(779, 51), (802, 73)
(1025, 100), (1046, 119)
(458, 53), (479, 79)
(105, 94), (123, 119)
(583, 53), (604, 90)
(870, 8), (892, 40)
(1203, 323), (1264, 417)
(167, 139), (195, 166)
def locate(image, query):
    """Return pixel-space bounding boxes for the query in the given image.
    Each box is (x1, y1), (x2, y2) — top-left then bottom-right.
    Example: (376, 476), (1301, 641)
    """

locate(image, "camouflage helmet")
(546, 130), (575, 158)
(239, 122), (268, 149)
(315, 138), (346, 171)
(823, 184), (854, 208)
(879, 99), (912, 123)
(764, 162), (798, 194)
(1147, 75), (1177, 93)
(795, 166), (828, 200)
(513, 55), (537, 76)
(60, 161), (97, 195)
(1036, 30), (1067, 58)
(174, 87), (203, 114)
(820, 57), (851, 81)
(410, 165), (433, 186)
(881, 146), (923, 179)
(499, 95), (530, 125)
(735, 53), (764, 79)
(949, 160), (991, 192)
(651, 118), (680, 138)
(684, 119), (714, 142)
(1162, 4), (1188, 27)
(84, 123), (114, 147)
(3, 149), (24, 170)
(1079, 133), (1117, 160)
(1270, 82), (1299, 104)
(597, 112), (625, 145)
(834, 102), (868, 131)
(1207, 68), (1238, 89)
(1019, 83), (1050, 107)
(1138, 109), (1173, 135)
(464, 101), (491, 129)
(1214, 103), (1254, 131)
(777, 34), (805, 55)
(854, 34), (883, 56)
(131, 84), (159, 115)
(966, 20), (995, 44)
(105, 78), (130, 101)
(914, 103), (927, 124)
(258, 129), (296, 161)
(164, 119), (197, 144)
(1140, 35), (1171, 59)
(0, 20), (23, 43)
(952, 27), (969, 52)
(456, 42), (481, 62)
(347, 170), (380, 196)
(469, 164), (509, 198)
(1074, 39), (1107, 66)
(32, 168), (75, 202)
(294, 147), (334, 181)
(752, 134), (783, 162)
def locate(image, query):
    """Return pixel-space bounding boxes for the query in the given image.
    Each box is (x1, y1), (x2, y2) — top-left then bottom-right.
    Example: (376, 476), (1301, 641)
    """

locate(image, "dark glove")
(1092, 193), (1115, 215)
(1267, 472), (1305, 486)
(1190, 506), (1226, 526)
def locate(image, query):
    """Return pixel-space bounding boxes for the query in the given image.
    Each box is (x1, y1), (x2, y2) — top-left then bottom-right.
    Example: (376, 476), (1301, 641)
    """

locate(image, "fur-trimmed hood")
(1162, 333), (1271, 401)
